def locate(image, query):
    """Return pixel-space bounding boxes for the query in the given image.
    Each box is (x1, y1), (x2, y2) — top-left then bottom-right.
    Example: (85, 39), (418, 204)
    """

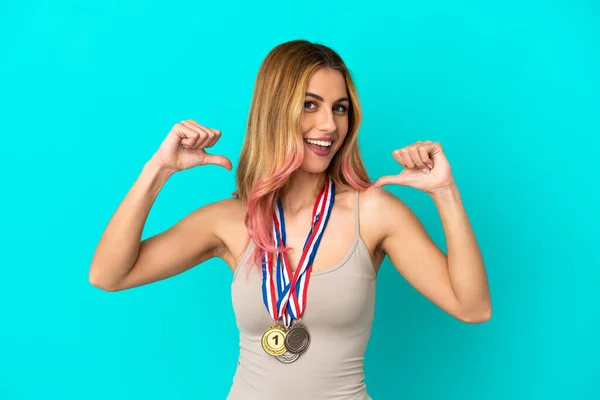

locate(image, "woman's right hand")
(150, 120), (233, 173)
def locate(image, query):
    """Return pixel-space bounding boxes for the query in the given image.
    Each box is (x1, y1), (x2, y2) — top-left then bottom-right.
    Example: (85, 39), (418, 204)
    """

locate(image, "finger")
(408, 145), (428, 171)
(399, 148), (416, 169)
(204, 128), (222, 148)
(418, 146), (433, 169)
(176, 123), (201, 148)
(196, 126), (215, 148)
(373, 174), (408, 188)
(392, 150), (407, 168)
(422, 141), (442, 156)
(185, 120), (220, 145)
(188, 122), (212, 149)
(179, 121), (203, 144)
(180, 121), (209, 148)
(185, 120), (217, 147)
(202, 152), (233, 171)
(184, 119), (204, 130)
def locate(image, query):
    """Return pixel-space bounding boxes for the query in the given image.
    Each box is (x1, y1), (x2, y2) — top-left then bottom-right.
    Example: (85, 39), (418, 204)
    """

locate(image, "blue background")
(1, 1), (598, 399)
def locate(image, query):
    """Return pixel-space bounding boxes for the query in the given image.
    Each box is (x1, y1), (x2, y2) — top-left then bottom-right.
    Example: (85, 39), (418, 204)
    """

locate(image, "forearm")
(89, 159), (174, 288)
(430, 183), (491, 319)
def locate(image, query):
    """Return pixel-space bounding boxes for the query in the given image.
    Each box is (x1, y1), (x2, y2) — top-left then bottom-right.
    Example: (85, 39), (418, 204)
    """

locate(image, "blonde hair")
(234, 40), (371, 268)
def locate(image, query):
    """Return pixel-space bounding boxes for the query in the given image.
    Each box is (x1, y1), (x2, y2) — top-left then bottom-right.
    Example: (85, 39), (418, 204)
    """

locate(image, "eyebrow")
(305, 92), (350, 103)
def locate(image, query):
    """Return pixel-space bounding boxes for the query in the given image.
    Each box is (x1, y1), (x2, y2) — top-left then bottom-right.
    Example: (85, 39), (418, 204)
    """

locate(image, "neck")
(279, 170), (327, 216)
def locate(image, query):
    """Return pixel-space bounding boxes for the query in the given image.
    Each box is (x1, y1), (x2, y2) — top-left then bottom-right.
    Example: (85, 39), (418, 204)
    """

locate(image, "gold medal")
(261, 324), (287, 356)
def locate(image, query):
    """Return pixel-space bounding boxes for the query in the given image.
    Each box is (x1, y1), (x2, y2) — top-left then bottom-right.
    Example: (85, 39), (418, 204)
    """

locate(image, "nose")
(316, 108), (336, 133)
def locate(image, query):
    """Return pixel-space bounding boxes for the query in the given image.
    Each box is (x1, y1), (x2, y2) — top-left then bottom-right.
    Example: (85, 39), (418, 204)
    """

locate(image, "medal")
(284, 320), (310, 355)
(261, 323), (287, 356)
(276, 351), (300, 364)
(261, 175), (335, 361)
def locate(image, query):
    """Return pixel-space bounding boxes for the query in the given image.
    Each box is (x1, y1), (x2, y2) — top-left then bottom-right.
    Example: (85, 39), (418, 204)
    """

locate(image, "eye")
(304, 101), (317, 109)
(334, 104), (348, 113)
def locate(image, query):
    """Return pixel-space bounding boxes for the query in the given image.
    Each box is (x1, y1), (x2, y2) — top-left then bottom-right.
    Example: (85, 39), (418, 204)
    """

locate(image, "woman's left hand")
(373, 141), (455, 195)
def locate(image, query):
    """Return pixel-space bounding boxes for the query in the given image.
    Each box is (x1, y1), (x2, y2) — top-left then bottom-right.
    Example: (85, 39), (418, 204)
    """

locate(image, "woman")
(89, 40), (492, 400)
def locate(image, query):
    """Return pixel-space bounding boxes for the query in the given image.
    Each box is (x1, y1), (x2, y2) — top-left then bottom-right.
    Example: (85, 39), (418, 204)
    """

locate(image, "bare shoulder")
(203, 196), (246, 221)
(203, 195), (247, 236)
(358, 186), (419, 256)
(206, 196), (250, 271)
(145, 195), (247, 269)
(359, 186), (412, 216)
(179, 196), (245, 245)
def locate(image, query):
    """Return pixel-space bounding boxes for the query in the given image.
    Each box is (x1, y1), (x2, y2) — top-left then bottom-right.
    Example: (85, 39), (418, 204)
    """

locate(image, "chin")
(299, 164), (330, 174)
(299, 157), (335, 174)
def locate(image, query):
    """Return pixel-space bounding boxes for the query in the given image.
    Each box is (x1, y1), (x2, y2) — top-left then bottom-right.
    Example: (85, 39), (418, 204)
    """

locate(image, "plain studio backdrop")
(0, 1), (598, 399)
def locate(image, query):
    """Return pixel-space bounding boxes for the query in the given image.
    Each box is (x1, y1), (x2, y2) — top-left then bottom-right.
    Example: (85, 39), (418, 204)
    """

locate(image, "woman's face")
(299, 68), (350, 173)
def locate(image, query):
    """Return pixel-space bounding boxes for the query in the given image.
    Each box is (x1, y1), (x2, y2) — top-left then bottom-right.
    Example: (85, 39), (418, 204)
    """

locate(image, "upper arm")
(108, 200), (229, 292)
(366, 188), (463, 320)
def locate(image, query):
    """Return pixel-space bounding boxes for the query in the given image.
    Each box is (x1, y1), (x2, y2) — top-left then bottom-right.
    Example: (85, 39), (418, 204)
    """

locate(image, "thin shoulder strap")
(354, 190), (360, 236)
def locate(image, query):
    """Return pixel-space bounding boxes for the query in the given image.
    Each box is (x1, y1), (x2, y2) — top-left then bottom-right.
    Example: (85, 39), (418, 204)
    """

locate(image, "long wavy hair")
(234, 40), (372, 269)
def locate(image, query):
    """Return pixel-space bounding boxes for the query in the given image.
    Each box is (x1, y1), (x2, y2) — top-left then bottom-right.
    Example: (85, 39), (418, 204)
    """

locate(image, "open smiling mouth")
(304, 138), (333, 156)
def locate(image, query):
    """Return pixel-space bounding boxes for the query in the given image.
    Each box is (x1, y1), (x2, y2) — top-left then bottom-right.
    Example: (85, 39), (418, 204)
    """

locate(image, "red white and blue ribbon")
(261, 176), (335, 327)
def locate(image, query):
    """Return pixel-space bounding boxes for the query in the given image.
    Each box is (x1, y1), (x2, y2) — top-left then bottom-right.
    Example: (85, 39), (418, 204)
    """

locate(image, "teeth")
(305, 139), (332, 147)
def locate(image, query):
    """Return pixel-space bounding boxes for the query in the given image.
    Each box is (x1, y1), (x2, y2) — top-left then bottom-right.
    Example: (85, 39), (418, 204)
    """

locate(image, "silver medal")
(275, 351), (300, 364)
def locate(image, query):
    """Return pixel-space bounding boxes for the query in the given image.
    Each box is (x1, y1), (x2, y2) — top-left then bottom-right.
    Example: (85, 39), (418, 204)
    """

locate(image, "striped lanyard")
(261, 176), (335, 327)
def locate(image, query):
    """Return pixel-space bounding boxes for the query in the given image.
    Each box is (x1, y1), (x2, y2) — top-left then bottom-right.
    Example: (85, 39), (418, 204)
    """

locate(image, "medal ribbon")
(261, 175), (335, 327)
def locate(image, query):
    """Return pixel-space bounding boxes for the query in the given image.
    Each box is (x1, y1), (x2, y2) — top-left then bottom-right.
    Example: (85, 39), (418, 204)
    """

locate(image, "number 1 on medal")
(261, 324), (287, 356)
